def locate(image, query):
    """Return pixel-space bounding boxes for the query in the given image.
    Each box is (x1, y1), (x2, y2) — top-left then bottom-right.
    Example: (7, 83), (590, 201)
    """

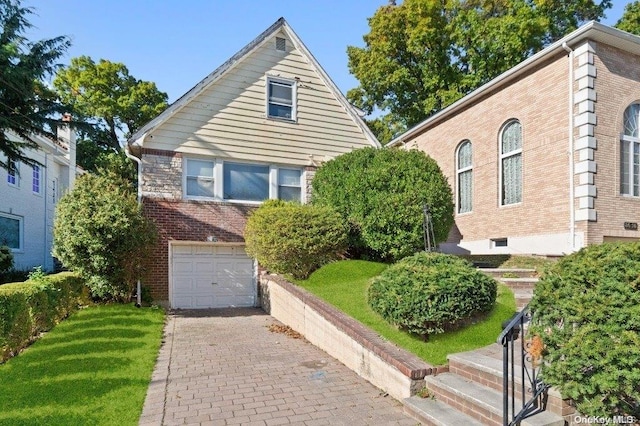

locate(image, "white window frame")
(182, 157), (304, 204)
(621, 103), (640, 197)
(499, 120), (523, 206)
(184, 158), (216, 200)
(456, 140), (473, 214)
(266, 75), (297, 122)
(0, 212), (23, 252)
(32, 164), (42, 195)
(277, 168), (303, 202)
(7, 159), (19, 187)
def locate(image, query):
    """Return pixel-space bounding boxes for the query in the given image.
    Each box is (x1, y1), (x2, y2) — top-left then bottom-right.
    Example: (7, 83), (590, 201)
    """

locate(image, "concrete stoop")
(479, 268), (539, 309)
(403, 345), (571, 426)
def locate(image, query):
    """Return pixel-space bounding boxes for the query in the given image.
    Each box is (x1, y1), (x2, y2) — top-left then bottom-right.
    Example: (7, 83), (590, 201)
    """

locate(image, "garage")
(170, 243), (256, 309)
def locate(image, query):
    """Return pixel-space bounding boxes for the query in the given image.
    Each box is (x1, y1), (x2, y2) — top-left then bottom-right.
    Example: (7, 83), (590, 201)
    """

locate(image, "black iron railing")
(497, 305), (550, 426)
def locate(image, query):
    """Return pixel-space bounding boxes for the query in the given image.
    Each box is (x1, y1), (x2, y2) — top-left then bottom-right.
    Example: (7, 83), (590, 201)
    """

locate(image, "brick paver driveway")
(139, 308), (418, 426)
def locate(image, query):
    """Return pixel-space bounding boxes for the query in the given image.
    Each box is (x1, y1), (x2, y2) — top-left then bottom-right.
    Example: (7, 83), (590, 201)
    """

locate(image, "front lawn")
(0, 304), (165, 426)
(296, 259), (516, 365)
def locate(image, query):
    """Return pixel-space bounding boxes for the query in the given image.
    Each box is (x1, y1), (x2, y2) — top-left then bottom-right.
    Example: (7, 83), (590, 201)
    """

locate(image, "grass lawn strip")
(0, 304), (165, 426)
(296, 259), (516, 366)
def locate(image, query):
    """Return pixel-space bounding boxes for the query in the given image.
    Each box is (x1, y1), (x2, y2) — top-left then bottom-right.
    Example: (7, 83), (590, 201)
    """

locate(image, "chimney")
(57, 113), (77, 189)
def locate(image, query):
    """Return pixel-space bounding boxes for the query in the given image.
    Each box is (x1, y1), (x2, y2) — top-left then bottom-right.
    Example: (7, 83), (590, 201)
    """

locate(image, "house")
(0, 117), (78, 271)
(127, 18), (379, 308)
(389, 21), (640, 256)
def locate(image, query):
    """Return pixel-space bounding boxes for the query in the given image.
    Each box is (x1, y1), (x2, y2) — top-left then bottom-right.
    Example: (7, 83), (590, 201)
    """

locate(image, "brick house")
(389, 22), (640, 256)
(127, 18), (379, 308)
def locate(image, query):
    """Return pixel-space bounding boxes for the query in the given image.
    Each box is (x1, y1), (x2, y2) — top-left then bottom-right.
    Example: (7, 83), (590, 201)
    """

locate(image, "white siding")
(143, 30), (372, 165)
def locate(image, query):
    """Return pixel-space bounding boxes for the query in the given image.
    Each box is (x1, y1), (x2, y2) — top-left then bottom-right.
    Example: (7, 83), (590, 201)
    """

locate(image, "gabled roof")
(389, 21), (640, 147)
(129, 17), (380, 148)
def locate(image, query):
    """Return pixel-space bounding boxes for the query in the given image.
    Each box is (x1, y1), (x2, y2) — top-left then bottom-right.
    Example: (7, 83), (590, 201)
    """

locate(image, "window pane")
(458, 141), (472, 169)
(268, 103), (293, 119)
(223, 163), (269, 201)
(622, 140), (630, 195)
(458, 170), (472, 213)
(502, 153), (522, 205)
(269, 82), (292, 104)
(279, 186), (301, 202)
(0, 216), (20, 249)
(624, 103), (640, 137)
(278, 169), (301, 186)
(187, 176), (214, 197)
(634, 142), (639, 197)
(502, 121), (522, 154)
(7, 160), (16, 185)
(32, 165), (40, 193)
(187, 160), (214, 178)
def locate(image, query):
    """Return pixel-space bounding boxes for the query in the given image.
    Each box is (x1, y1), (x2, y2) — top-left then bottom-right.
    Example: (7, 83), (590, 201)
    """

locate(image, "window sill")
(267, 116), (297, 124)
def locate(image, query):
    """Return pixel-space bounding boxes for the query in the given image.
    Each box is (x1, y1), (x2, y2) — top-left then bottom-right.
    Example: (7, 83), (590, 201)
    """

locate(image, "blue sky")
(24, 0), (630, 103)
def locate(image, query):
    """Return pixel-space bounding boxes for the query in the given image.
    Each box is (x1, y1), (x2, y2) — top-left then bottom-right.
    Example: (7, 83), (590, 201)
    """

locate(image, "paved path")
(139, 308), (418, 426)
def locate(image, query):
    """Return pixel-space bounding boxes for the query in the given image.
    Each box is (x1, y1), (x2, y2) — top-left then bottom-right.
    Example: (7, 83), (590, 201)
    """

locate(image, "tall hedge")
(245, 200), (347, 279)
(530, 242), (640, 417)
(53, 172), (157, 301)
(311, 147), (454, 262)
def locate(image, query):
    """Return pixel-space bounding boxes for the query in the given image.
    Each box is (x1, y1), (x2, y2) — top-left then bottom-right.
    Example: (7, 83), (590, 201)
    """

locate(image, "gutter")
(562, 42), (576, 252)
(123, 139), (144, 307)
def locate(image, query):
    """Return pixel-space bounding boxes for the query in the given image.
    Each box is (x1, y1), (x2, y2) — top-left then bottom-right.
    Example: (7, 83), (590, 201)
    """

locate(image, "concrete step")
(514, 292), (533, 310)
(498, 277), (538, 291)
(425, 373), (566, 426)
(480, 268), (538, 279)
(448, 349), (574, 418)
(403, 395), (483, 426)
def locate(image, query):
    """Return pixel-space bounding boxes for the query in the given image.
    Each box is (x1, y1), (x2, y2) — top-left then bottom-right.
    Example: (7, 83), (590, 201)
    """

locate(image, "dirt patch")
(267, 323), (304, 340)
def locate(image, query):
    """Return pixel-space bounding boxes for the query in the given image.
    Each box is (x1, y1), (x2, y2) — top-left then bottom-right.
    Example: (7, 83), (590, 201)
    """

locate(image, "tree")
(616, 1), (640, 35)
(0, 0), (71, 171)
(348, 0), (611, 143)
(53, 56), (168, 151)
(311, 147), (454, 262)
(53, 172), (156, 302)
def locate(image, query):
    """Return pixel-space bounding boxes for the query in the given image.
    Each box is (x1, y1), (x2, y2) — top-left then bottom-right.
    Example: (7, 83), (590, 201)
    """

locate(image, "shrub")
(53, 172), (157, 302)
(312, 147), (454, 262)
(368, 252), (497, 338)
(245, 200), (348, 279)
(0, 246), (12, 273)
(0, 272), (89, 362)
(530, 242), (640, 418)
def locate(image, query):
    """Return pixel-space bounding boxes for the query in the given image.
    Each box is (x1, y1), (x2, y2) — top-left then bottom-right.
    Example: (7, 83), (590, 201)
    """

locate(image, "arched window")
(456, 140), (473, 213)
(621, 103), (640, 196)
(500, 120), (522, 205)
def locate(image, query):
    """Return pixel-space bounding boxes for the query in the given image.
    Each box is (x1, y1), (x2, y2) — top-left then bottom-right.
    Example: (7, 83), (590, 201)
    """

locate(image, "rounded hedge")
(311, 147), (454, 262)
(368, 252), (497, 338)
(530, 242), (640, 418)
(0, 246), (13, 273)
(244, 200), (348, 279)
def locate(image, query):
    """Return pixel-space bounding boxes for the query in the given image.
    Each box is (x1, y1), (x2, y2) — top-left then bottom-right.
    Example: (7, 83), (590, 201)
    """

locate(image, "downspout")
(562, 42), (576, 252)
(43, 152), (48, 270)
(123, 141), (143, 307)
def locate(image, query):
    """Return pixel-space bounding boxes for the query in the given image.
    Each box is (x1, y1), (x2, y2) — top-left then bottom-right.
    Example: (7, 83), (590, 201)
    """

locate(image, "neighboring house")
(127, 18), (379, 308)
(389, 22), (640, 256)
(0, 119), (77, 271)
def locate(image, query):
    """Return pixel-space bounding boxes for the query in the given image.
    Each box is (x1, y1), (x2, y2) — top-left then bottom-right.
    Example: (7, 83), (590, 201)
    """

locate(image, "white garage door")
(171, 244), (256, 309)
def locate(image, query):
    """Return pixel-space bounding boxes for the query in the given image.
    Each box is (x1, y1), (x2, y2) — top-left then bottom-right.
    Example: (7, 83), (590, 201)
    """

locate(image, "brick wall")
(406, 52), (571, 254)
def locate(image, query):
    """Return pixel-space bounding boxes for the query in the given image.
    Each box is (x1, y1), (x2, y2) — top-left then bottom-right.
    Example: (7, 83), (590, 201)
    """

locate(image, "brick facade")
(140, 148), (318, 302)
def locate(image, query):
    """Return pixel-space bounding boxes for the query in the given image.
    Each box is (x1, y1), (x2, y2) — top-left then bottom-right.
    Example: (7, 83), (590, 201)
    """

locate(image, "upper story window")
(184, 158), (303, 203)
(456, 140), (473, 214)
(267, 76), (296, 121)
(500, 120), (523, 206)
(32, 164), (41, 194)
(621, 103), (640, 197)
(0, 213), (21, 251)
(7, 159), (18, 187)
(185, 159), (215, 198)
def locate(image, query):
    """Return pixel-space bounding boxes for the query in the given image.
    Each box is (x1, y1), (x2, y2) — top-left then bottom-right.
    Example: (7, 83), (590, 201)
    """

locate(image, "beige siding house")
(127, 18), (379, 308)
(390, 22), (640, 256)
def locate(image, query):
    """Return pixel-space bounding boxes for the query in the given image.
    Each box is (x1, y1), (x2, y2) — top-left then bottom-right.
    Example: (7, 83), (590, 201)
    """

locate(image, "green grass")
(0, 304), (165, 426)
(296, 260), (516, 365)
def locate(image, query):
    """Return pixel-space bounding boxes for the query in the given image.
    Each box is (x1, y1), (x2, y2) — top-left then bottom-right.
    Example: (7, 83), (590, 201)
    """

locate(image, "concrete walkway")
(139, 308), (418, 426)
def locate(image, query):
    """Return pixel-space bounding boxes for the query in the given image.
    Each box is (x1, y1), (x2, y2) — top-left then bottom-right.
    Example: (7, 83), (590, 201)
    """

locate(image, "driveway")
(139, 308), (418, 426)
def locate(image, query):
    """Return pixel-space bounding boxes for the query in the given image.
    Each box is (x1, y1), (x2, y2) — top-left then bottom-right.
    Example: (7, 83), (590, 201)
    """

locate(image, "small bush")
(368, 252), (497, 338)
(530, 242), (640, 418)
(312, 147), (454, 262)
(0, 246), (12, 273)
(0, 272), (89, 362)
(245, 200), (348, 279)
(0, 269), (30, 285)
